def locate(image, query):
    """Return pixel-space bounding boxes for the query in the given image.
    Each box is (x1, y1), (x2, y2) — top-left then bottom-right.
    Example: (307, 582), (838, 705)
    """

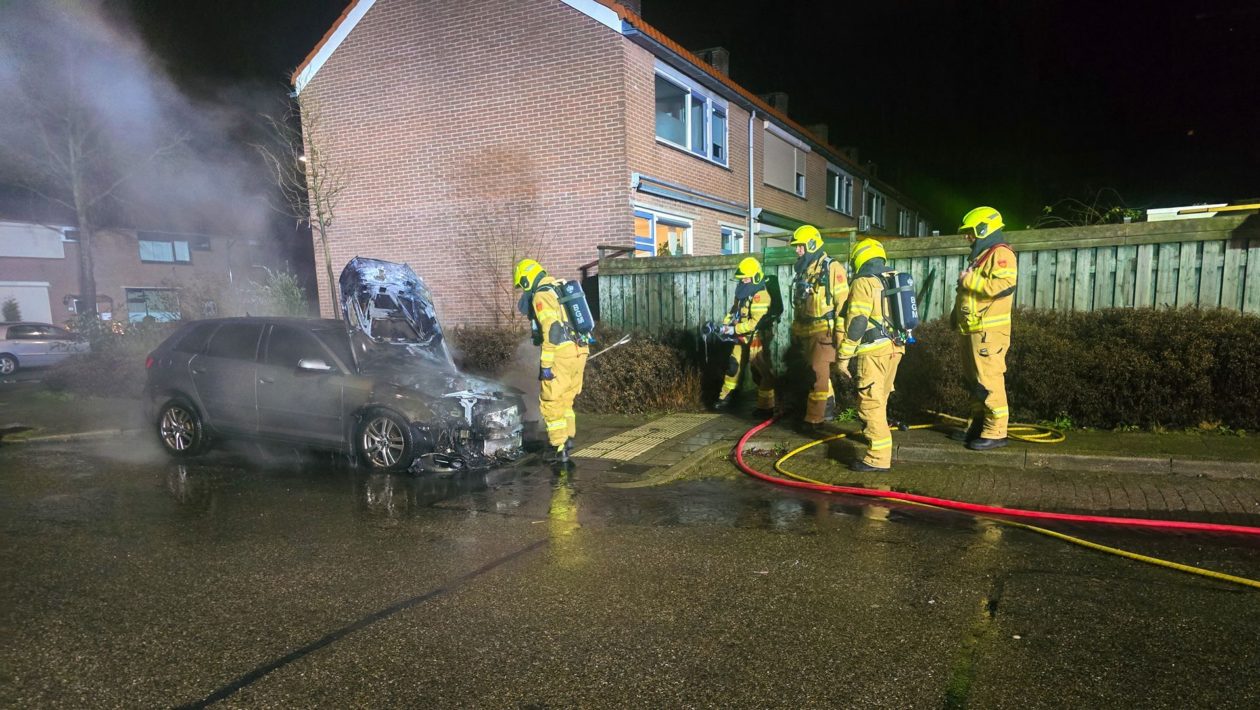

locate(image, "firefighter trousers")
(801, 330), (836, 424)
(856, 349), (903, 468)
(962, 328), (1010, 439)
(719, 334), (776, 409)
(540, 347), (588, 447)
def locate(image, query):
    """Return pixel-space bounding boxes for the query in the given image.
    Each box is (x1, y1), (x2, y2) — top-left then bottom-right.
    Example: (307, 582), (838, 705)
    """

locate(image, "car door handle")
(258, 376), (274, 384)
(191, 367), (207, 374)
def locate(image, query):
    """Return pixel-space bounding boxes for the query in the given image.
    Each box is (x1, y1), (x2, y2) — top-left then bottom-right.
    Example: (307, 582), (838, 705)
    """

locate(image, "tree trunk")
(317, 223), (340, 320)
(71, 172), (98, 317)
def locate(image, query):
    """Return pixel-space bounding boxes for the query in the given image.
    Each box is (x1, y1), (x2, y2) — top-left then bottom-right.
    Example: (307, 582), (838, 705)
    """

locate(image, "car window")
(47, 326), (76, 340)
(173, 323), (218, 354)
(314, 328), (354, 369)
(204, 323), (262, 361)
(266, 325), (331, 368)
(6, 325), (43, 340)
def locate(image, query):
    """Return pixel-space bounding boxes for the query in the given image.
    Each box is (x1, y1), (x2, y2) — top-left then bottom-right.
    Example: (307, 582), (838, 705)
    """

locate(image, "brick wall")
(301, 0), (631, 326)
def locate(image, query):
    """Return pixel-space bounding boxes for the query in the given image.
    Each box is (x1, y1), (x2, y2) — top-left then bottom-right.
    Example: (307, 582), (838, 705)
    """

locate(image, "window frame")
(633, 207), (694, 258)
(653, 63), (730, 167)
(864, 185), (888, 229)
(825, 164), (855, 215)
(124, 287), (181, 322)
(720, 225), (746, 255)
(762, 124), (808, 199)
(138, 238), (192, 264)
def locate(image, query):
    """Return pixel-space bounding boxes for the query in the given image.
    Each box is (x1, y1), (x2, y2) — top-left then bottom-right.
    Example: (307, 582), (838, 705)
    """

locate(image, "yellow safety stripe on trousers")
(565, 409), (575, 418)
(545, 419), (568, 432)
(868, 436), (893, 450)
(989, 406), (1009, 418)
(808, 391), (831, 401)
(838, 341), (858, 358)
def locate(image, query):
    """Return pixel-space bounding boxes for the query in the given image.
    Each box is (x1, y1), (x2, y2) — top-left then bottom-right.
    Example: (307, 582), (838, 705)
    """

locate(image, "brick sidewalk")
(572, 412), (1260, 523)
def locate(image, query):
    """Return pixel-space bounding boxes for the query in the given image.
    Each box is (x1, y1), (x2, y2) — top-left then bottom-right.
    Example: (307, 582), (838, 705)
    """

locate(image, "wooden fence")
(597, 215), (1260, 356)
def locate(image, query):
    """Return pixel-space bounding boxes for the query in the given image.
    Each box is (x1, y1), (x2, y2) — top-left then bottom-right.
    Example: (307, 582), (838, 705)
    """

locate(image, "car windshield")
(349, 329), (452, 372)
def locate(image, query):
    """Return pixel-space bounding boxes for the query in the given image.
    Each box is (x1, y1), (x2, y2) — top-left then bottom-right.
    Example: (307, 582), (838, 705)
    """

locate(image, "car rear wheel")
(0, 354), (17, 375)
(158, 399), (208, 457)
(356, 409), (416, 473)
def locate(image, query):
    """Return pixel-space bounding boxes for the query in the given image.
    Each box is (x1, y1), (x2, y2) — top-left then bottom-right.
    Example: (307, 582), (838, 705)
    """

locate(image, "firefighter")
(952, 207), (1018, 450)
(715, 257), (776, 415)
(514, 258), (590, 463)
(835, 238), (904, 472)
(789, 224), (848, 428)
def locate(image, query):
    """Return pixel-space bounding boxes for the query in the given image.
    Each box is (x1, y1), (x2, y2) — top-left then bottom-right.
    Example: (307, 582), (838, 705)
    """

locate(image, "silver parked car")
(143, 258), (525, 473)
(0, 322), (90, 375)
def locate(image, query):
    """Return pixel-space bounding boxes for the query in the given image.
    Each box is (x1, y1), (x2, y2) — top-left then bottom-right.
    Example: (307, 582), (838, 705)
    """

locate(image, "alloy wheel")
(160, 406), (195, 452)
(361, 415), (405, 469)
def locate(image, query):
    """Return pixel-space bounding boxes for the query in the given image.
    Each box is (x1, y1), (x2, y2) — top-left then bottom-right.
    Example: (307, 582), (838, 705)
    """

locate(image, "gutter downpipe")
(747, 110), (756, 252)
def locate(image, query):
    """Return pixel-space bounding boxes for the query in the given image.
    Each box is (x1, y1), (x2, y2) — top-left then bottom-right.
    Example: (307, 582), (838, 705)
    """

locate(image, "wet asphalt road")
(2, 435), (1259, 709)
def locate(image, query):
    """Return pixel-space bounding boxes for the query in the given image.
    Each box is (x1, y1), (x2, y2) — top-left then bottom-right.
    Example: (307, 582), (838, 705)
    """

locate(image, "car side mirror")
(297, 358), (334, 373)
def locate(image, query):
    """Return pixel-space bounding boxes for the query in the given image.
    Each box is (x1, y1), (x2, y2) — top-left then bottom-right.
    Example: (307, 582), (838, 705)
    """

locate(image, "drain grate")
(573, 413), (717, 461)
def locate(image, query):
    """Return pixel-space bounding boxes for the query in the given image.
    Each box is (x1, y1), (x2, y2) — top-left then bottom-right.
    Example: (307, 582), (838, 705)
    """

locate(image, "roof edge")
(291, 0), (377, 93)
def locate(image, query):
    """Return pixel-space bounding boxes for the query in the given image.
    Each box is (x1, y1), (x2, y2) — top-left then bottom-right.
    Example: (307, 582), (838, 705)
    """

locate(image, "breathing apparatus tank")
(557, 280), (596, 340)
(881, 271), (920, 341)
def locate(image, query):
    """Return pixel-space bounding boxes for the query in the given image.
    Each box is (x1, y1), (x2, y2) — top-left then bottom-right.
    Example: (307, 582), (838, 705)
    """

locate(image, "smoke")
(498, 338), (545, 427)
(0, 0), (287, 249)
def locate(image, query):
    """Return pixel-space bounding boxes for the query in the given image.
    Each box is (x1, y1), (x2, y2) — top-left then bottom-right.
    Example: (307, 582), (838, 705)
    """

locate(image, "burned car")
(143, 257), (524, 472)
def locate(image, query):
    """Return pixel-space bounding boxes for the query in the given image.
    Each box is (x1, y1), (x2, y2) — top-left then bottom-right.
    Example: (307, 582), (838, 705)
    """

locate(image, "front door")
(256, 324), (345, 445)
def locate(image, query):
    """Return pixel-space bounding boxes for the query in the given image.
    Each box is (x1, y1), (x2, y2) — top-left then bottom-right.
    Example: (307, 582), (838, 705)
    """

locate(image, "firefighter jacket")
(530, 275), (579, 368)
(722, 282), (772, 341)
(792, 253), (848, 336)
(954, 237), (1017, 333)
(839, 270), (899, 359)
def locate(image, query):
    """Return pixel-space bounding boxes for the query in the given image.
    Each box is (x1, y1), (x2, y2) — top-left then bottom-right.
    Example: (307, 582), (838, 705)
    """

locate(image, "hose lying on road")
(922, 410), (1066, 444)
(733, 418), (1260, 591)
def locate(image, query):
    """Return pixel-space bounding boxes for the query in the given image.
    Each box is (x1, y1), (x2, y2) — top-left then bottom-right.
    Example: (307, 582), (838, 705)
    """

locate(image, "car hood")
(339, 257), (454, 367)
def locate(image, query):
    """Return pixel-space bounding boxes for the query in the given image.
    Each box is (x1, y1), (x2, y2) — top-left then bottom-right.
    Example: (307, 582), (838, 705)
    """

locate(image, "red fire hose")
(733, 418), (1260, 538)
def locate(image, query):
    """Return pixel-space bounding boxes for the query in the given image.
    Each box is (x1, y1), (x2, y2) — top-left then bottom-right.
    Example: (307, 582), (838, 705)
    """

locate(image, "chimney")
(864, 160), (879, 178)
(806, 123), (829, 144)
(758, 91), (789, 115)
(694, 46), (730, 76)
(842, 146), (860, 164)
(619, 0), (642, 14)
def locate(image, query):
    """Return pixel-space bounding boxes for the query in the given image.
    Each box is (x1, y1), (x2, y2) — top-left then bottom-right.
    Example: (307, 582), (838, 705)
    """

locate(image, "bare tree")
(1033, 188), (1144, 229)
(256, 92), (348, 319)
(0, 36), (183, 319)
(464, 198), (554, 326)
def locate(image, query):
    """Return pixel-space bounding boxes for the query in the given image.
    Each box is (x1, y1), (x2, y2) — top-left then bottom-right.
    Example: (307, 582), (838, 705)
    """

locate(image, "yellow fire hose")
(770, 426), (1260, 591)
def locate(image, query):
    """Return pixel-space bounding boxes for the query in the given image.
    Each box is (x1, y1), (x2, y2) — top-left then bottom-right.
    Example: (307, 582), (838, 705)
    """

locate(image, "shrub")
(44, 318), (181, 399)
(576, 326), (702, 414)
(893, 308), (1260, 430)
(2, 297), (20, 322)
(448, 325), (527, 376)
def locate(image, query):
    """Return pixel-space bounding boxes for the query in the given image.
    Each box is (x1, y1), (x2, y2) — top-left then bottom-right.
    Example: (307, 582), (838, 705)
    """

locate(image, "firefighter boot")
(949, 418), (984, 443)
(968, 437), (1009, 451)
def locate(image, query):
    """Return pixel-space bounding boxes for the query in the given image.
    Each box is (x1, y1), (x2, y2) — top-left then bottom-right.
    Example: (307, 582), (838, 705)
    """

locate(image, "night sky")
(121, 0), (1259, 230)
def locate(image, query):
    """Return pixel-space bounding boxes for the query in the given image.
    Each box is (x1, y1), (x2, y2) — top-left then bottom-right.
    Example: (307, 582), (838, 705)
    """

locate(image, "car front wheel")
(0, 354), (17, 375)
(158, 399), (208, 457)
(356, 409), (416, 473)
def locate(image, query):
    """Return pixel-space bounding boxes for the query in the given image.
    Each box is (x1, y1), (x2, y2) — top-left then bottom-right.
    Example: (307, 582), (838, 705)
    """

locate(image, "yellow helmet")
(733, 257), (763, 283)
(513, 258), (546, 290)
(789, 224), (823, 253)
(849, 238), (887, 272)
(959, 206), (1004, 239)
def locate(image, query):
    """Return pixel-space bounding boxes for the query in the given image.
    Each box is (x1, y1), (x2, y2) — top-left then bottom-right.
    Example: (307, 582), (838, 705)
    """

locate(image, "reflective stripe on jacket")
(839, 274), (896, 358)
(955, 244), (1017, 333)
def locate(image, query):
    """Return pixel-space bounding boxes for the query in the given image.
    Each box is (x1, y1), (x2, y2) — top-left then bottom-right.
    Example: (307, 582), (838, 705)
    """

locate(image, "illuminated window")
(633, 209), (692, 257)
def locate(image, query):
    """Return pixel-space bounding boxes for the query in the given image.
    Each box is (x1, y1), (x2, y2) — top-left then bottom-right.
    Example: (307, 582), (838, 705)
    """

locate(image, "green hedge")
(893, 308), (1260, 430)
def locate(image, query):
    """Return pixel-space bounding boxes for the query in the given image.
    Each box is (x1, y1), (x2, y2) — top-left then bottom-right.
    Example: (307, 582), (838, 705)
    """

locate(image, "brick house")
(294, 0), (932, 325)
(0, 220), (277, 325)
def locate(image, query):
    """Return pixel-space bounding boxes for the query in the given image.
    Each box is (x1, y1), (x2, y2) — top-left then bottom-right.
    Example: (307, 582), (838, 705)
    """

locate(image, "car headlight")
(479, 405), (521, 432)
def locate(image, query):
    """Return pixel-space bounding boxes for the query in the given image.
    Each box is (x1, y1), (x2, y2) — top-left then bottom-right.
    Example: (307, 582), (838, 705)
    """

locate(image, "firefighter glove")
(539, 367), (555, 381)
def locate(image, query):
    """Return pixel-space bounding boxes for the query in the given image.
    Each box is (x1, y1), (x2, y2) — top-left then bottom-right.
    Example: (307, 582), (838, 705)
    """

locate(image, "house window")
(763, 129), (806, 197)
(917, 219), (928, 237)
(826, 166), (854, 215)
(654, 64), (729, 166)
(898, 209), (914, 236)
(864, 187), (887, 229)
(720, 226), (745, 255)
(139, 239), (191, 264)
(125, 287), (180, 322)
(633, 208), (692, 257)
